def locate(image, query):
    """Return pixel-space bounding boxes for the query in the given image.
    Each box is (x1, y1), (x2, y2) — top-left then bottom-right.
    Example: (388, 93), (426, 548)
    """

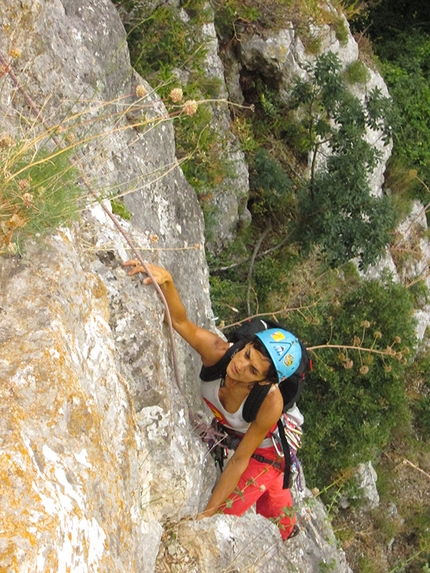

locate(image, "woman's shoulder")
(256, 385), (283, 421)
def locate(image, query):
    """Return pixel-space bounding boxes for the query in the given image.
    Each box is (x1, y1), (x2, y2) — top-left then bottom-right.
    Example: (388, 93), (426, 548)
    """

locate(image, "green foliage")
(343, 60), (370, 85)
(209, 274), (247, 322)
(289, 275), (417, 488)
(110, 198), (132, 220)
(351, 1), (430, 205)
(248, 149), (294, 224)
(0, 140), (82, 253)
(289, 52), (397, 268)
(378, 32), (430, 196)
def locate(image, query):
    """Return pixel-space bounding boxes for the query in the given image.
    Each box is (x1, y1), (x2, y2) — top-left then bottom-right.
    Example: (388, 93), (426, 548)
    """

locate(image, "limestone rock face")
(0, 233), (151, 572)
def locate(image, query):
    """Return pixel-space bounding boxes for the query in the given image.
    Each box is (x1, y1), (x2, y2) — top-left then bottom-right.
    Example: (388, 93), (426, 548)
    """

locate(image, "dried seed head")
(353, 336), (361, 347)
(22, 192), (34, 206)
(169, 87), (183, 103)
(183, 99), (198, 116)
(135, 84), (147, 98)
(394, 336), (401, 344)
(18, 179), (30, 191)
(312, 487), (320, 497)
(384, 365), (392, 373)
(359, 365), (369, 375)
(0, 134), (14, 148)
(343, 359), (354, 369)
(361, 320), (370, 328)
(374, 331), (382, 339)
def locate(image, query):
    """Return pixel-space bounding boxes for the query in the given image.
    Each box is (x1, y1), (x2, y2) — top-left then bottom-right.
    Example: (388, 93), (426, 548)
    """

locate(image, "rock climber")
(124, 260), (304, 540)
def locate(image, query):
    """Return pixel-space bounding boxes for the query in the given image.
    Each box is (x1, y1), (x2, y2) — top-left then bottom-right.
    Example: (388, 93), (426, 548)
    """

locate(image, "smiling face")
(226, 343), (272, 385)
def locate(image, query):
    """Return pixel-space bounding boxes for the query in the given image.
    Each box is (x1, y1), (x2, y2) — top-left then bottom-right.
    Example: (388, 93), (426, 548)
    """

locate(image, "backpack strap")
(277, 418), (292, 489)
(199, 339), (246, 382)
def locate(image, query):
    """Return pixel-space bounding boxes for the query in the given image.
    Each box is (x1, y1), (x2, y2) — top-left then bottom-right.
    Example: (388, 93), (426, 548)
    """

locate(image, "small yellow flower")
(8, 48), (21, 59)
(169, 87), (183, 103)
(183, 100), (198, 116)
(135, 84), (147, 98)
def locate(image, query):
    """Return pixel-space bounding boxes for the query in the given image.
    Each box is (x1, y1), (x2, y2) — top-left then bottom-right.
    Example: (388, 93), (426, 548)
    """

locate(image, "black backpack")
(200, 318), (311, 488)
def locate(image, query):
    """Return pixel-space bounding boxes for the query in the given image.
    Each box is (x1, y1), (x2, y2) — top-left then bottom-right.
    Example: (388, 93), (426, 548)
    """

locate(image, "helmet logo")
(274, 344), (286, 356)
(284, 354), (294, 367)
(271, 331), (286, 342)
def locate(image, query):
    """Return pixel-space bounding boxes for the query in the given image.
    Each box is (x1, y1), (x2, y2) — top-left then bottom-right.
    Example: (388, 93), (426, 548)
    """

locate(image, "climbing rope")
(0, 51), (183, 395)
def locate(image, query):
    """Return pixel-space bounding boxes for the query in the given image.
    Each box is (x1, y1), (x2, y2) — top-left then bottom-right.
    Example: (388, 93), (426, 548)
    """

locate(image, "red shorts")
(220, 449), (296, 540)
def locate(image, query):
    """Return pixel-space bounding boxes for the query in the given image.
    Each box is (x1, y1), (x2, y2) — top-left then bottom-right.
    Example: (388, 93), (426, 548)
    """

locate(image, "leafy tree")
(289, 52), (398, 268)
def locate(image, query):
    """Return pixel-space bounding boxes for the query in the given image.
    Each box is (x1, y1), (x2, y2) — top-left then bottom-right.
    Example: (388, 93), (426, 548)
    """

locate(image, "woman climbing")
(124, 261), (308, 540)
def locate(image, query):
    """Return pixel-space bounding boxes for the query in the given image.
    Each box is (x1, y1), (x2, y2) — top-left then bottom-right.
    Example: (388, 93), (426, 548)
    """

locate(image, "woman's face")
(226, 343), (271, 385)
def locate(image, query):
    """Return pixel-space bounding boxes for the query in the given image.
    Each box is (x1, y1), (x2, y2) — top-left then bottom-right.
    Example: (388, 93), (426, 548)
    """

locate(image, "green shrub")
(343, 60), (370, 85)
(248, 149), (294, 224)
(290, 274), (417, 488)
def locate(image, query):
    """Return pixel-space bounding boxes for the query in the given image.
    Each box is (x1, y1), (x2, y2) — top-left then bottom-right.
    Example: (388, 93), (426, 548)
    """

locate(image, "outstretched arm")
(124, 261), (229, 366)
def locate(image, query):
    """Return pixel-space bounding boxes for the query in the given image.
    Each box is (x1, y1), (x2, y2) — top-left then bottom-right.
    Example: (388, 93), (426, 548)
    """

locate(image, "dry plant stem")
(402, 459), (430, 480)
(1, 52), (183, 396)
(212, 235), (291, 272)
(221, 302), (319, 330)
(308, 343), (392, 355)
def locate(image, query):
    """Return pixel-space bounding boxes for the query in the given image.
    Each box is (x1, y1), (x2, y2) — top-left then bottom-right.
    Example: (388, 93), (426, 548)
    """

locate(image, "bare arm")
(199, 387), (283, 517)
(124, 261), (229, 366)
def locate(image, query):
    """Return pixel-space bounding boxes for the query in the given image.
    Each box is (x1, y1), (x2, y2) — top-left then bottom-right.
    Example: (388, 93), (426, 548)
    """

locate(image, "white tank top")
(200, 378), (273, 449)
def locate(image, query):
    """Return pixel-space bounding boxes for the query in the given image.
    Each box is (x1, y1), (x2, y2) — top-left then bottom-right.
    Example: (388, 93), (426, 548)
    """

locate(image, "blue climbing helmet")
(255, 328), (302, 383)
